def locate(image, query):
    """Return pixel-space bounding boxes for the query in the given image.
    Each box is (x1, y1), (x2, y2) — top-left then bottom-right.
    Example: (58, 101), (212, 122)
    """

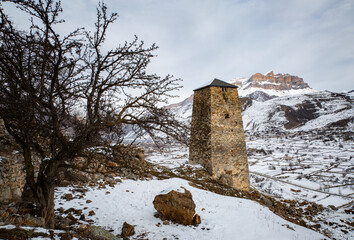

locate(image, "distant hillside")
(164, 90), (353, 135)
(123, 73), (353, 142)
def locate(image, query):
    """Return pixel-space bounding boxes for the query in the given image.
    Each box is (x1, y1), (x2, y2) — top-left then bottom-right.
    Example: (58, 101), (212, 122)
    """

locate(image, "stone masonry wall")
(189, 87), (212, 172)
(189, 86), (250, 191)
(0, 154), (26, 203)
(210, 87), (250, 191)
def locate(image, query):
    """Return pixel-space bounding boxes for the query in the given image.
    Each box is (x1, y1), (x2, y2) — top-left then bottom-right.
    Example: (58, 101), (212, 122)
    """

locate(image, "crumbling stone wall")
(189, 86), (250, 191)
(0, 154), (25, 203)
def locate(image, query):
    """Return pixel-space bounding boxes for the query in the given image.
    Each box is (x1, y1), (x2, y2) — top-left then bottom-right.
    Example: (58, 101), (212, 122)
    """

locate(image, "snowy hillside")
(124, 88), (353, 143)
(52, 178), (325, 240)
(242, 90), (353, 133)
(164, 90), (353, 135)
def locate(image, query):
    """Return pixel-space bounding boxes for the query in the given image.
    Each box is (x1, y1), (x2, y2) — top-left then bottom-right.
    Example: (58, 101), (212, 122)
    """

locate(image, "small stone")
(79, 224), (88, 231)
(57, 207), (65, 214)
(56, 218), (69, 229)
(121, 221), (135, 238)
(66, 214), (77, 225)
(163, 220), (170, 225)
(86, 200), (92, 204)
(88, 210), (95, 216)
(328, 205), (337, 210)
(193, 214), (201, 225)
(63, 193), (73, 201)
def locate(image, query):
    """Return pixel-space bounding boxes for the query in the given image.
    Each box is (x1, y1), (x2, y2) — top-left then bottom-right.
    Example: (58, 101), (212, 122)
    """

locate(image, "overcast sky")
(2, 0), (354, 102)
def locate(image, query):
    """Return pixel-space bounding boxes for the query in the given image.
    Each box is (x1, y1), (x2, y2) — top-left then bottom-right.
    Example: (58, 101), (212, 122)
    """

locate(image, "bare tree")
(0, 0), (188, 227)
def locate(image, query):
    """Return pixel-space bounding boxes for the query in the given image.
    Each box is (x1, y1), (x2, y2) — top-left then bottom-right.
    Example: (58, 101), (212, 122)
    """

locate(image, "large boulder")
(153, 187), (200, 225)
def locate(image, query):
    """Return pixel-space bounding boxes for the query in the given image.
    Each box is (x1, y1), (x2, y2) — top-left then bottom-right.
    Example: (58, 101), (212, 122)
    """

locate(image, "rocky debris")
(86, 226), (122, 240)
(0, 227), (50, 239)
(0, 208), (44, 227)
(0, 140), (152, 205)
(121, 221), (135, 238)
(153, 187), (200, 225)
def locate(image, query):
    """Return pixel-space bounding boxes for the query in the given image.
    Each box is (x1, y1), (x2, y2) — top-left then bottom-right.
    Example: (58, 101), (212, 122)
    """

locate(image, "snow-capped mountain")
(165, 72), (353, 135)
(166, 90), (353, 135)
(124, 72), (353, 141)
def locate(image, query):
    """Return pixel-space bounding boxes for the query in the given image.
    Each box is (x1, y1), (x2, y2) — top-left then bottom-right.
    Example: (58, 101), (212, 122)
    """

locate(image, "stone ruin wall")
(0, 154), (26, 203)
(189, 86), (250, 191)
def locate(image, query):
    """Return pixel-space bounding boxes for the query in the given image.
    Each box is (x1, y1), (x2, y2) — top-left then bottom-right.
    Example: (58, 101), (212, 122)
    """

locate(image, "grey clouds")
(3, 0), (354, 102)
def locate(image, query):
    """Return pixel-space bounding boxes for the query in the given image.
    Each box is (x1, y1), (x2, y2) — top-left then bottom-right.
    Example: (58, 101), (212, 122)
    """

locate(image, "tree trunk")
(36, 177), (55, 228)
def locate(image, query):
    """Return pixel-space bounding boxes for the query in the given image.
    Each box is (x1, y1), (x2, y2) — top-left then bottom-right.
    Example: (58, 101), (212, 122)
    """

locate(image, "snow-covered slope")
(242, 90), (353, 132)
(54, 178), (325, 240)
(165, 90), (353, 135)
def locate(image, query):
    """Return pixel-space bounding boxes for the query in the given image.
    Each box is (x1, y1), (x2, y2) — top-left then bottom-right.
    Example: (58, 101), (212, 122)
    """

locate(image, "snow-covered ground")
(54, 178), (325, 240)
(142, 131), (353, 240)
(246, 133), (354, 207)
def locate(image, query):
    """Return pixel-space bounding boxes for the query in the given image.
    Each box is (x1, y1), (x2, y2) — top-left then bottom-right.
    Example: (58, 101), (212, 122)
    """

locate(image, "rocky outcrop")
(246, 71), (310, 90)
(0, 138), (150, 203)
(231, 71), (311, 91)
(153, 187), (200, 225)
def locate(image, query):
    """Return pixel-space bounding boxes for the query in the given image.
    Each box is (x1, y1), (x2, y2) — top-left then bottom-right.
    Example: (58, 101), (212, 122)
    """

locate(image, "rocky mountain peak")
(237, 71), (311, 91)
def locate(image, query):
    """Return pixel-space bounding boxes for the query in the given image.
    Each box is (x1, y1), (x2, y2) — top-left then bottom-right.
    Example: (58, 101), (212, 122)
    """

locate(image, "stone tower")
(189, 79), (250, 191)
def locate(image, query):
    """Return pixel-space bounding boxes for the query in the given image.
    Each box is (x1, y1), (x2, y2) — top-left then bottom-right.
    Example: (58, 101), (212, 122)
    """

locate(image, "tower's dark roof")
(194, 78), (238, 91)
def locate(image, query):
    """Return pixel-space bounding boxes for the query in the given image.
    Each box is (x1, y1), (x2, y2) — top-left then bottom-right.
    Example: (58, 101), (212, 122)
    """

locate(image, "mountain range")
(166, 71), (353, 136)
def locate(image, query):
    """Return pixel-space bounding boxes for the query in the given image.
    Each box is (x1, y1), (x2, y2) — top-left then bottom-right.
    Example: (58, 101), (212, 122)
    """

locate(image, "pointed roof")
(194, 78), (238, 91)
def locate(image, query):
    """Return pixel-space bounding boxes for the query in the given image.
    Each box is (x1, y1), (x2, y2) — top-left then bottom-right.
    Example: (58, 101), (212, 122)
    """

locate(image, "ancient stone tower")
(189, 79), (250, 191)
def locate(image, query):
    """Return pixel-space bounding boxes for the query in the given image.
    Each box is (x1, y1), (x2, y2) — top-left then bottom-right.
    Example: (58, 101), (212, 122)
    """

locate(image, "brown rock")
(88, 210), (95, 216)
(121, 221), (135, 237)
(63, 193), (73, 201)
(66, 214), (77, 225)
(193, 214), (201, 225)
(107, 161), (119, 168)
(153, 187), (197, 225)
